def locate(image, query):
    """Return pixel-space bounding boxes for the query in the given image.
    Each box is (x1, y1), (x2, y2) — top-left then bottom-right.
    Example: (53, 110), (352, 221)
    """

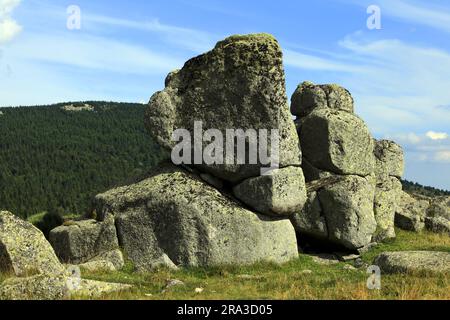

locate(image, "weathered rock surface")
(291, 81), (354, 118)
(395, 192), (428, 232)
(0, 274), (69, 300)
(292, 175), (377, 250)
(319, 175), (377, 249)
(87, 248), (124, 270)
(299, 109), (375, 176)
(49, 215), (119, 265)
(0, 211), (64, 277)
(233, 166), (307, 216)
(373, 177), (403, 241)
(145, 33), (301, 183)
(374, 140), (404, 179)
(301, 158), (333, 182)
(374, 251), (450, 274)
(94, 164), (298, 271)
(0, 274), (132, 300)
(290, 190), (328, 239)
(78, 260), (116, 272)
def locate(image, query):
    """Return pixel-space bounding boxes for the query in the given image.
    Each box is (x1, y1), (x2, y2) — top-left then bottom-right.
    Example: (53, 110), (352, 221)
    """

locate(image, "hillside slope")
(0, 102), (164, 218)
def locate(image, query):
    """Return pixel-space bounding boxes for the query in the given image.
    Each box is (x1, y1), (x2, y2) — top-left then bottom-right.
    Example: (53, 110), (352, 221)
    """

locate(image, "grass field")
(72, 229), (450, 300)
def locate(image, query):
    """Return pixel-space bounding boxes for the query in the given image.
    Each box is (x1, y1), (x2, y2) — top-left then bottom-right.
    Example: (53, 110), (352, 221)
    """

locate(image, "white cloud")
(0, 18), (20, 43)
(426, 131), (449, 140)
(0, 0), (21, 44)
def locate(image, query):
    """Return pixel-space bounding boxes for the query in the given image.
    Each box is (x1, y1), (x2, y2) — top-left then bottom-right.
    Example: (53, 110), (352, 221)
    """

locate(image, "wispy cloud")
(11, 32), (182, 75)
(342, 0), (450, 33)
(284, 49), (365, 72)
(81, 13), (216, 53)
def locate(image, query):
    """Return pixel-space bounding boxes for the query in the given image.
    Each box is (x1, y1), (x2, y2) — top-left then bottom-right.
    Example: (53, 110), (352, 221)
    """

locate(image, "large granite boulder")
(395, 192), (428, 232)
(374, 251), (450, 274)
(144, 33), (301, 183)
(299, 109), (375, 176)
(0, 211), (65, 277)
(291, 175), (377, 250)
(94, 163), (298, 271)
(291, 81), (354, 118)
(232, 166), (307, 216)
(374, 140), (404, 179)
(49, 215), (120, 266)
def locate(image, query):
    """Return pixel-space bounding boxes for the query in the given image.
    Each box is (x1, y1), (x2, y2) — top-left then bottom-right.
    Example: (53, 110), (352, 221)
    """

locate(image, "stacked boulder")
(93, 34), (306, 271)
(48, 33), (437, 273)
(290, 81), (406, 249)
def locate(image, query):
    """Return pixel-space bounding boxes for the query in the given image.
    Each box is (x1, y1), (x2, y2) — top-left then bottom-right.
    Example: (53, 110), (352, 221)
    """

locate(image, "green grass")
(73, 229), (450, 300)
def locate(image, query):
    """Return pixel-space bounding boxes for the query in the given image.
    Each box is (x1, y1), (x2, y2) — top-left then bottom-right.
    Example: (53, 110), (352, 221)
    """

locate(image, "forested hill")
(0, 102), (165, 218)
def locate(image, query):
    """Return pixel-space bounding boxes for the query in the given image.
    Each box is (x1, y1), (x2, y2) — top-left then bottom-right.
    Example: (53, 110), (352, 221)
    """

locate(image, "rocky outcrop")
(94, 163), (299, 271)
(374, 251), (450, 274)
(394, 192), (428, 232)
(0, 211), (65, 277)
(49, 215), (122, 270)
(291, 81), (382, 249)
(144, 33), (301, 183)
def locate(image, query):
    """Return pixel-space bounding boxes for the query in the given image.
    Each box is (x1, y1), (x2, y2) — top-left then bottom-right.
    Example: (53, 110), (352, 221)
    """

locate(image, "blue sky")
(0, 0), (449, 189)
